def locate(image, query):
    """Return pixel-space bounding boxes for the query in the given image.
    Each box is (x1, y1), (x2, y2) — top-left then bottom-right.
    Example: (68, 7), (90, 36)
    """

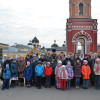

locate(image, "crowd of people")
(0, 49), (100, 90)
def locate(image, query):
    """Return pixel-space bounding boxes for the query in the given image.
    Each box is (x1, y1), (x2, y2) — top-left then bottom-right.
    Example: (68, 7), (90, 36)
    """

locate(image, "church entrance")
(77, 38), (85, 54)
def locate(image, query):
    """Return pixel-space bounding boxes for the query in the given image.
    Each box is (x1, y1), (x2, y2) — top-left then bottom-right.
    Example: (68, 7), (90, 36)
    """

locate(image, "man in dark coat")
(50, 59), (57, 86)
(50, 49), (58, 63)
(89, 54), (95, 86)
(62, 54), (73, 66)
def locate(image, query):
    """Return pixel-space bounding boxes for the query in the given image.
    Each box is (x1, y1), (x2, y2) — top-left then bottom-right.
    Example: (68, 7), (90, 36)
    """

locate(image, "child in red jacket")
(44, 62), (53, 88)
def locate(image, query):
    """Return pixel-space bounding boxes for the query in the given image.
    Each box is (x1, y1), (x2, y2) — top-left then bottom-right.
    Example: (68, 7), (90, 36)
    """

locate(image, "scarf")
(96, 64), (100, 72)
(55, 65), (61, 80)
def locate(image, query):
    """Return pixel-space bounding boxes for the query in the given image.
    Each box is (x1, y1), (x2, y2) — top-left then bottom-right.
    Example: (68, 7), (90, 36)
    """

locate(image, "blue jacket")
(24, 65), (33, 81)
(11, 63), (18, 77)
(3, 68), (11, 79)
(35, 65), (44, 76)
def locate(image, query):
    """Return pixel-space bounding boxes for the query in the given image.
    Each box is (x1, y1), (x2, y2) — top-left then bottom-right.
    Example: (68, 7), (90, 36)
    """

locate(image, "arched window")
(79, 3), (83, 15)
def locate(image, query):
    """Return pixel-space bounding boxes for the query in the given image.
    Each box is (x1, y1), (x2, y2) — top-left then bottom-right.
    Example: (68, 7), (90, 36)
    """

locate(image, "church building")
(66, 0), (98, 54)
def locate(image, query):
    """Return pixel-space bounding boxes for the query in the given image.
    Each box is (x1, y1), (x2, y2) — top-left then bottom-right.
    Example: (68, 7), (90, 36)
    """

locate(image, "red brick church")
(66, 0), (98, 54)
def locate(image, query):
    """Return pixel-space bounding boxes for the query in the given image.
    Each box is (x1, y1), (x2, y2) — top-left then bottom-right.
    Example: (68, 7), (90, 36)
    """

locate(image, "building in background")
(47, 40), (66, 54)
(66, 0), (97, 54)
(0, 43), (9, 62)
(3, 44), (31, 58)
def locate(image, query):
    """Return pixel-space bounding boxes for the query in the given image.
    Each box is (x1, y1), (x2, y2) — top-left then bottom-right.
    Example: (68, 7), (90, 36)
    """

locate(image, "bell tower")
(69, 0), (91, 19)
(66, 0), (98, 54)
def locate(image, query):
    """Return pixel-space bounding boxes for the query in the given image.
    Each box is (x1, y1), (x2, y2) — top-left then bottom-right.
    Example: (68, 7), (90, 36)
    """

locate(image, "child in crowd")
(94, 58), (100, 90)
(81, 60), (91, 89)
(2, 64), (11, 90)
(66, 62), (74, 90)
(55, 60), (62, 89)
(10, 59), (18, 87)
(73, 59), (82, 89)
(35, 61), (44, 89)
(44, 62), (53, 88)
(59, 65), (68, 90)
(24, 61), (33, 88)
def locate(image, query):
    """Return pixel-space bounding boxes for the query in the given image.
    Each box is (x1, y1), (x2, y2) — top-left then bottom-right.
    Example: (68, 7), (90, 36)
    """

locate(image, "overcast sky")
(0, 0), (100, 48)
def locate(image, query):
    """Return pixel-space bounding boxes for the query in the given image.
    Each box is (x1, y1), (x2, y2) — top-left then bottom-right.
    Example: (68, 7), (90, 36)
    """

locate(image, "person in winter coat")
(89, 54), (95, 86)
(3, 56), (11, 69)
(2, 64), (11, 90)
(44, 62), (53, 88)
(10, 59), (18, 87)
(31, 58), (39, 86)
(94, 58), (100, 90)
(18, 57), (26, 86)
(73, 59), (82, 89)
(59, 65), (68, 90)
(62, 54), (73, 66)
(24, 61), (33, 88)
(35, 61), (44, 89)
(42, 59), (47, 86)
(81, 60), (91, 89)
(66, 62), (74, 90)
(55, 60), (62, 89)
(50, 59), (57, 86)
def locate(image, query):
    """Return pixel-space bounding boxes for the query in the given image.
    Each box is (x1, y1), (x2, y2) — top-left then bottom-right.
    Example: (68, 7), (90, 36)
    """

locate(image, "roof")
(0, 43), (9, 49)
(47, 47), (66, 52)
(51, 44), (59, 48)
(27, 43), (32, 45)
(32, 37), (39, 43)
(11, 44), (31, 49)
(51, 40), (59, 48)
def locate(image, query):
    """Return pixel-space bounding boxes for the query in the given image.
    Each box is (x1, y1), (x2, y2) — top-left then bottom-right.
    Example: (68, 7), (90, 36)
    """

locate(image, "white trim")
(72, 30), (92, 43)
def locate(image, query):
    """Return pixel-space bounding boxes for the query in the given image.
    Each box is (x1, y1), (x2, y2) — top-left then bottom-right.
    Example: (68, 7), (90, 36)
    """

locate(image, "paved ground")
(0, 81), (100, 100)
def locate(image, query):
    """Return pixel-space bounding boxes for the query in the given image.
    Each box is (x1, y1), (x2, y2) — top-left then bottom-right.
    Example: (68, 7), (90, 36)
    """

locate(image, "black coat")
(62, 58), (73, 66)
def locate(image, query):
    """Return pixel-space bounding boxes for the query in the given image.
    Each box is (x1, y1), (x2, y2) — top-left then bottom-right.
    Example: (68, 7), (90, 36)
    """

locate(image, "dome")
(32, 37), (39, 43)
(51, 40), (59, 48)
(27, 43), (32, 45)
(62, 44), (65, 47)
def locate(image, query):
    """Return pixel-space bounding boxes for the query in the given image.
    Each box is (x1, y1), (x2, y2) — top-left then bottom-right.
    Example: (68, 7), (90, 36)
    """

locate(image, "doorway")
(77, 38), (85, 54)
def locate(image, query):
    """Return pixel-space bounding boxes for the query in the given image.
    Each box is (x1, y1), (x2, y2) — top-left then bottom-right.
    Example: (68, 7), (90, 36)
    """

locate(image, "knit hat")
(6, 64), (9, 68)
(84, 54), (88, 57)
(96, 58), (100, 62)
(46, 62), (50, 65)
(58, 60), (62, 64)
(84, 60), (88, 64)
(27, 61), (30, 65)
(67, 61), (71, 65)
(61, 65), (65, 68)
(38, 61), (42, 64)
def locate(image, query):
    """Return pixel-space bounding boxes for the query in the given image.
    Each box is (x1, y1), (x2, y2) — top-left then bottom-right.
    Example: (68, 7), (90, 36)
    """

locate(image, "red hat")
(84, 54), (88, 57)
(46, 62), (50, 65)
